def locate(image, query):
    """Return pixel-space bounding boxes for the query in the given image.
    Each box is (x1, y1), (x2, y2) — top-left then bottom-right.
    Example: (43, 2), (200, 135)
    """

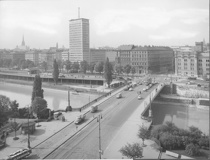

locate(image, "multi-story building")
(174, 41), (209, 78)
(61, 50), (69, 62)
(116, 45), (174, 74)
(39, 50), (48, 64)
(198, 52), (209, 79)
(25, 50), (39, 65)
(174, 51), (198, 77)
(90, 48), (106, 63)
(69, 18), (90, 63)
(105, 50), (117, 62)
(195, 42), (204, 53)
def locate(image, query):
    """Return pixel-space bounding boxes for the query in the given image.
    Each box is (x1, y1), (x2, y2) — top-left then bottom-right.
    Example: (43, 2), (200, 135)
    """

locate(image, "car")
(124, 87), (129, 91)
(74, 114), (85, 124)
(129, 88), (133, 91)
(143, 88), (147, 92)
(90, 105), (98, 113)
(116, 93), (122, 99)
(137, 95), (142, 100)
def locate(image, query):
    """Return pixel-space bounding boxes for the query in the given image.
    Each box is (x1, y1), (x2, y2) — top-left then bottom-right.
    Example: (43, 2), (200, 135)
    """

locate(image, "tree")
(65, 60), (71, 73)
(104, 58), (113, 88)
(131, 66), (136, 77)
(150, 124), (168, 139)
(53, 59), (59, 84)
(159, 132), (176, 150)
(57, 59), (63, 72)
(31, 97), (47, 119)
(89, 62), (95, 73)
(72, 62), (80, 71)
(94, 61), (104, 74)
(10, 100), (19, 118)
(124, 64), (131, 76)
(185, 143), (200, 156)
(31, 74), (44, 102)
(137, 125), (150, 146)
(11, 121), (19, 140)
(115, 64), (122, 75)
(41, 61), (48, 72)
(80, 60), (88, 73)
(119, 143), (143, 158)
(0, 95), (11, 127)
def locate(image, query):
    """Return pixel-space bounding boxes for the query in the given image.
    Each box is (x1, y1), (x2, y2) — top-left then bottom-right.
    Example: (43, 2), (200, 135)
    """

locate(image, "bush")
(185, 143), (200, 156)
(199, 137), (209, 149)
(119, 143), (143, 158)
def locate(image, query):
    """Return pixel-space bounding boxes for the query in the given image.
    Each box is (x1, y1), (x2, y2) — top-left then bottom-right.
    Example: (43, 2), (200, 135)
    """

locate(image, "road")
(44, 83), (159, 159)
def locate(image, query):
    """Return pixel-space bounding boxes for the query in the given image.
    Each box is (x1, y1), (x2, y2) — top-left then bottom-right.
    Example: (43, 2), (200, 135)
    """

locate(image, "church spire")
(22, 35), (25, 46)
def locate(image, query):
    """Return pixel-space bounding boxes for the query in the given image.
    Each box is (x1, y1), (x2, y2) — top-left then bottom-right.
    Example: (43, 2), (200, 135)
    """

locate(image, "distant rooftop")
(117, 45), (135, 50)
(69, 18), (89, 22)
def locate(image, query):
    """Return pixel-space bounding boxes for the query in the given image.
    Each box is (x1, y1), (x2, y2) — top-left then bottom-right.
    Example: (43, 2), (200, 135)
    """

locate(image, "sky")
(0, 0), (209, 49)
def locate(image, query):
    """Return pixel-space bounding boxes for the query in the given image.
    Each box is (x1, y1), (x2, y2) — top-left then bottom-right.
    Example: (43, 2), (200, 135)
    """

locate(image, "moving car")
(137, 95), (142, 100)
(129, 87), (133, 91)
(116, 93), (122, 99)
(143, 88), (147, 92)
(90, 105), (98, 113)
(124, 87), (129, 91)
(74, 114), (86, 124)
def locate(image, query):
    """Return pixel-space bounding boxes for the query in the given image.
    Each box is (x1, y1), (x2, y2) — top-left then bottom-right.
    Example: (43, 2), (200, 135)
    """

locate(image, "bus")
(7, 148), (32, 160)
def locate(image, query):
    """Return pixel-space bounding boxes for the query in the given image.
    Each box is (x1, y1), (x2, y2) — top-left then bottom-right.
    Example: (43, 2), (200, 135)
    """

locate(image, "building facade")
(197, 52), (209, 79)
(69, 18), (90, 63)
(116, 45), (174, 74)
(25, 51), (39, 65)
(174, 51), (198, 77)
(105, 50), (117, 62)
(90, 49), (106, 63)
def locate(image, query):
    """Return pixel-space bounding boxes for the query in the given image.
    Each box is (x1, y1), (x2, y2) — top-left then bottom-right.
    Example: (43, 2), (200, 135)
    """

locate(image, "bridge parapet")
(141, 83), (165, 118)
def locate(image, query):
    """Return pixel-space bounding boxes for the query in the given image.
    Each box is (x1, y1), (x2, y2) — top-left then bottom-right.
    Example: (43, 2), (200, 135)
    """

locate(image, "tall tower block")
(69, 17), (90, 63)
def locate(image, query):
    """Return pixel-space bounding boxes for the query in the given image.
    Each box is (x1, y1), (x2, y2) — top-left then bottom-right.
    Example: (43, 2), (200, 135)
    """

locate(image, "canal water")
(0, 83), (99, 111)
(151, 102), (209, 135)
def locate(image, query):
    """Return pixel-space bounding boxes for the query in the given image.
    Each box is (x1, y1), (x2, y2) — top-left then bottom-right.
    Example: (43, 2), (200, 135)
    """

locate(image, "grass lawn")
(172, 149), (210, 159)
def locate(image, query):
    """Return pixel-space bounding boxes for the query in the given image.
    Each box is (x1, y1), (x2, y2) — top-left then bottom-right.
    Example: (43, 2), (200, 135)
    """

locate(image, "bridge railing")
(141, 83), (165, 118)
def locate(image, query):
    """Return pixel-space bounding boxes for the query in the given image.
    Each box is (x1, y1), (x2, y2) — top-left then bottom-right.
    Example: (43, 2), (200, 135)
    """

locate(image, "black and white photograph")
(0, 0), (209, 159)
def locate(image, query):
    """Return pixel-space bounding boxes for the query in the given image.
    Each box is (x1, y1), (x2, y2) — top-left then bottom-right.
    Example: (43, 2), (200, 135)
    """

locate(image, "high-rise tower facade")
(69, 18), (90, 63)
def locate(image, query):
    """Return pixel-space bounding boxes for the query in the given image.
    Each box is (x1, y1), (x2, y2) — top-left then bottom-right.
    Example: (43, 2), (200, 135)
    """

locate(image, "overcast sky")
(0, 0), (209, 49)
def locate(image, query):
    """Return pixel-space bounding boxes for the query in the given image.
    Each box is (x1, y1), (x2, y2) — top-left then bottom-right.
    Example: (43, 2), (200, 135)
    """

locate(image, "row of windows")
(132, 62), (147, 65)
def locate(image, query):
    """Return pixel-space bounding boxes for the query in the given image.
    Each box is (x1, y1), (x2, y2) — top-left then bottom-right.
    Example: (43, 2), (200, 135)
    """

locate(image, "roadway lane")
(45, 83), (159, 159)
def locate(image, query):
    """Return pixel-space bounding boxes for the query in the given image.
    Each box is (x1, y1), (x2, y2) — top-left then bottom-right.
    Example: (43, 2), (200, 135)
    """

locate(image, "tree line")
(120, 121), (209, 158)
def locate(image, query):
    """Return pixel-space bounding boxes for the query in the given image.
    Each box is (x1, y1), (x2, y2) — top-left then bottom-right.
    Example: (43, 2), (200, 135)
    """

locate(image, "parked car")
(116, 93), (122, 99)
(90, 105), (98, 113)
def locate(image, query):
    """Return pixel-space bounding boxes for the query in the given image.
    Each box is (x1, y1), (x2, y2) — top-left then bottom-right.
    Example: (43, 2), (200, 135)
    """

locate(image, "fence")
(72, 82), (126, 112)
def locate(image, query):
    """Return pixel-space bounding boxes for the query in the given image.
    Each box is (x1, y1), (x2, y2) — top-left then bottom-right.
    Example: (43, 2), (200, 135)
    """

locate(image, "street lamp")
(97, 114), (103, 159)
(27, 104), (31, 149)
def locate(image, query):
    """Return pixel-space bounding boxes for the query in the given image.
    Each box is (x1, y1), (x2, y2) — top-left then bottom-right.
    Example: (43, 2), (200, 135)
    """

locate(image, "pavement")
(0, 81), (192, 159)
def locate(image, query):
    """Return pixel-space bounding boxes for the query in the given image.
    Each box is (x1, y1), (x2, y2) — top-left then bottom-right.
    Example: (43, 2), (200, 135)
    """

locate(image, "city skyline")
(0, 0), (209, 49)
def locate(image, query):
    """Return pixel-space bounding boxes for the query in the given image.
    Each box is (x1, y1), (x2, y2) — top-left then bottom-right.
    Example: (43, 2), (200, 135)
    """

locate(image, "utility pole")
(68, 87), (70, 107)
(97, 114), (103, 159)
(27, 105), (31, 149)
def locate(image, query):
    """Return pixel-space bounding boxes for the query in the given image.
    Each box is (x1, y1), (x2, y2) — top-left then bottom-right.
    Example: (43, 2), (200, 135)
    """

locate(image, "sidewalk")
(103, 93), (177, 159)
(0, 85), (126, 159)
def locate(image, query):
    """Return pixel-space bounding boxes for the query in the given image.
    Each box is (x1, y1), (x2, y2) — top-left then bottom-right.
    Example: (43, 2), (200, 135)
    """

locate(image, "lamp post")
(97, 114), (103, 159)
(27, 105), (31, 149)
